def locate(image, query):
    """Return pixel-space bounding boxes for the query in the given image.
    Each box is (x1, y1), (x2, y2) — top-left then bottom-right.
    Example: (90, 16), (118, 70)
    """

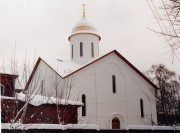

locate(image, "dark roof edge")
(63, 51), (114, 79)
(68, 32), (101, 41)
(40, 58), (63, 79)
(63, 50), (158, 90)
(113, 50), (158, 90)
(25, 50), (158, 91)
(24, 58), (63, 91)
(0, 73), (18, 78)
(24, 57), (41, 91)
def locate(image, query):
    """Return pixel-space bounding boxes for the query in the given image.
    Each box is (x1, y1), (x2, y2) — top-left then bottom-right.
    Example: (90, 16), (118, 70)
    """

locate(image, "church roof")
(25, 50), (158, 90)
(68, 16), (101, 41)
(42, 58), (82, 77)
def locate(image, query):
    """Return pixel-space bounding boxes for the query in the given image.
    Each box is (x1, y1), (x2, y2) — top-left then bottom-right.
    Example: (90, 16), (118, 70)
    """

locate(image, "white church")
(25, 5), (158, 129)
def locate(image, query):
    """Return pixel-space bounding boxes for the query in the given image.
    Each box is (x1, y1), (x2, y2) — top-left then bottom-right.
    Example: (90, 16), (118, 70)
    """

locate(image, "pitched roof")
(16, 93), (83, 106)
(1, 94), (83, 106)
(25, 50), (158, 90)
(42, 58), (81, 77)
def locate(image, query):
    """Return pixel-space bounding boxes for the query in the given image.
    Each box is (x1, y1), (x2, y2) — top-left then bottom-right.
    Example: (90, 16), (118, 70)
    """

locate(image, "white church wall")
(125, 70), (157, 126)
(110, 53), (157, 126)
(96, 56), (128, 129)
(68, 52), (157, 129)
(69, 53), (128, 129)
(27, 60), (66, 98)
(27, 60), (49, 95)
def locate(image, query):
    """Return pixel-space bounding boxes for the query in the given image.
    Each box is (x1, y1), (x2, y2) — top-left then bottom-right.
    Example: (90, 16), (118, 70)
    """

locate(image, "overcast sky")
(0, 0), (179, 75)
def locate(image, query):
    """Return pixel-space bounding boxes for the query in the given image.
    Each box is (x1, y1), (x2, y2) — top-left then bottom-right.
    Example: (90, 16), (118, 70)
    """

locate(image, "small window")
(112, 75), (116, 93)
(91, 42), (94, 57)
(72, 45), (73, 59)
(1, 84), (5, 96)
(82, 94), (86, 116)
(140, 99), (144, 118)
(80, 42), (83, 57)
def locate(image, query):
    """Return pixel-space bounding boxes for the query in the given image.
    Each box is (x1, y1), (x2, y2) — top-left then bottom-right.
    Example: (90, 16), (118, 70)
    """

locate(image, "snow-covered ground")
(126, 125), (180, 130)
(1, 123), (99, 130)
(1, 123), (180, 131)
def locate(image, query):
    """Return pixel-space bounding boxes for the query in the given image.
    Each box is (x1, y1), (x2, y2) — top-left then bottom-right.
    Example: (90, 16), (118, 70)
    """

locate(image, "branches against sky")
(146, 0), (180, 63)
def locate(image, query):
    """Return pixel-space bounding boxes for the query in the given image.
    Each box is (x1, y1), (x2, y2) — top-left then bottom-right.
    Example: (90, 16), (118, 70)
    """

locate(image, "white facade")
(26, 12), (157, 129)
(26, 52), (157, 129)
(72, 53), (157, 128)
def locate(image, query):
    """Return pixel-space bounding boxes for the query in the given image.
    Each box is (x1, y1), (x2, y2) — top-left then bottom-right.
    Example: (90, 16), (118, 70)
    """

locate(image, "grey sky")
(0, 0), (179, 74)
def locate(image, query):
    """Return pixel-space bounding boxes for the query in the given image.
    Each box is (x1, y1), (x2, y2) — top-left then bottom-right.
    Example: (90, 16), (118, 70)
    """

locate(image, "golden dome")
(68, 17), (101, 41)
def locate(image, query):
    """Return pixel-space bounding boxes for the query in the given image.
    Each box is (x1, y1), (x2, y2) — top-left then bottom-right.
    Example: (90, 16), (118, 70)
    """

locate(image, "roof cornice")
(25, 50), (158, 91)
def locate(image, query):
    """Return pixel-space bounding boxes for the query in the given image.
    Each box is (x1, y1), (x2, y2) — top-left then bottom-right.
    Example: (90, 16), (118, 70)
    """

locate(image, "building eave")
(63, 50), (158, 90)
(68, 32), (101, 41)
(25, 50), (158, 91)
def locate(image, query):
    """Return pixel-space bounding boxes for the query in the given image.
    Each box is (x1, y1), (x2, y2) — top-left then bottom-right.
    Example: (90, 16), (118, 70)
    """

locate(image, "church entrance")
(112, 117), (120, 129)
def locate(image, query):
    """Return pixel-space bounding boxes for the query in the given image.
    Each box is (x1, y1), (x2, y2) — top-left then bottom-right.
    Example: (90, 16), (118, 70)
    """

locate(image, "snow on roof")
(41, 55), (102, 78)
(41, 58), (82, 77)
(1, 123), (99, 130)
(1, 96), (16, 100)
(16, 93), (83, 106)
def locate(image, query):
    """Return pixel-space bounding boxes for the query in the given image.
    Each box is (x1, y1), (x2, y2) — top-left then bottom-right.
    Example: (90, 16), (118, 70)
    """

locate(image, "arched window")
(112, 117), (120, 129)
(82, 94), (86, 116)
(140, 99), (144, 118)
(112, 75), (116, 93)
(80, 42), (83, 57)
(71, 45), (73, 59)
(91, 42), (94, 57)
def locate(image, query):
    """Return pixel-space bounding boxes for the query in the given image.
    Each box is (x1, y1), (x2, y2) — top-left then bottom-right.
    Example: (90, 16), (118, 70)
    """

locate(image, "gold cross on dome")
(82, 3), (86, 17)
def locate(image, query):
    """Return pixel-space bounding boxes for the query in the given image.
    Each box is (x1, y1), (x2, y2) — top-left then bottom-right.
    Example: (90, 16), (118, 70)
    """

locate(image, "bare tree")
(49, 71), (82, 124)
(1, 47), (86, 127)
(146, 64), (180, 125)
(146, 0), (180, 62)
(1, 51), (41, 123)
